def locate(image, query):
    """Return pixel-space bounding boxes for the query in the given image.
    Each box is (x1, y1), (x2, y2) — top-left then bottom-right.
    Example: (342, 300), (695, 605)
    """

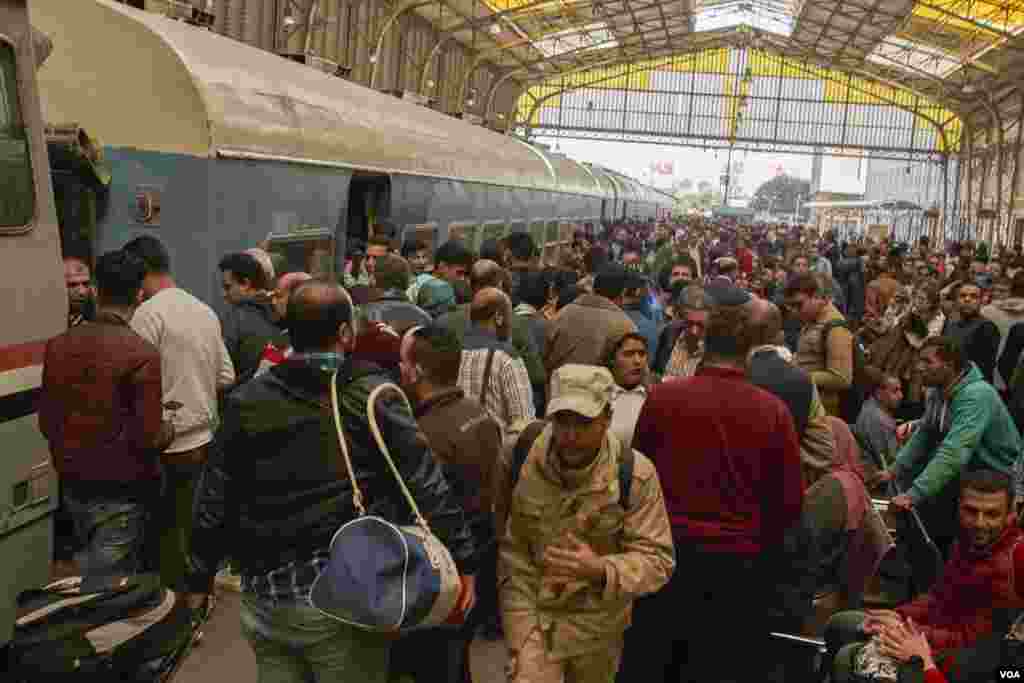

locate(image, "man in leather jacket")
(362, 253), (431, 334)
(185, 280), (477, 683)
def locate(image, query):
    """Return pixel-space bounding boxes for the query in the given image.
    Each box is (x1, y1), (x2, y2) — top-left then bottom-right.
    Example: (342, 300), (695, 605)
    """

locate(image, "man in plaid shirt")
(458, 287), (536, 447)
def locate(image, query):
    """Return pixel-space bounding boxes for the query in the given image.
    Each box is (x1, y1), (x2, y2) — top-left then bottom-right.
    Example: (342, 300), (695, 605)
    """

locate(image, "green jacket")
(895, 363), (1021, 503)
(436, 304), (546, 387)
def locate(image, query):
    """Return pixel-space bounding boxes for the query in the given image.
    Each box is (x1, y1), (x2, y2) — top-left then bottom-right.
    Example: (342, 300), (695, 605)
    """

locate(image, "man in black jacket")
(186, 280), (477, 683)
(362, 253), (431, 334)
(218, 252), (284, 385)
(943, 282), (1001, 383)
(834, 243), (866, 325)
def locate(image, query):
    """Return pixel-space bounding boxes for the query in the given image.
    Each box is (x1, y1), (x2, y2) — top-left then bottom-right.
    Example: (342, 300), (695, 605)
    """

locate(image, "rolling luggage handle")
(875, 445), (940, 556)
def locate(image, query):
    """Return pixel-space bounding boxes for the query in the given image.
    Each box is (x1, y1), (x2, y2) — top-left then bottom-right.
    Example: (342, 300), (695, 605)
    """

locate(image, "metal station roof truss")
(422, 0), (1024, 156)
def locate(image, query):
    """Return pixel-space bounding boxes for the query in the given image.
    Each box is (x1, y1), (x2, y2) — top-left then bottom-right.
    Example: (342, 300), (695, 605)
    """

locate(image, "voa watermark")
(1000, 670), (1022, 679)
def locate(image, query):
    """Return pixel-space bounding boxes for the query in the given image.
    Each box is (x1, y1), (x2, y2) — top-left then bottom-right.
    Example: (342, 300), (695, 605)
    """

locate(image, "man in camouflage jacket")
(499, 364), (675, 683)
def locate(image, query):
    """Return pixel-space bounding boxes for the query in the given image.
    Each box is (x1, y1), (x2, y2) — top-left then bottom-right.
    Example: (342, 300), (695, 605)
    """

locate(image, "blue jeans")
(239, 592), (392, 683)
(62, 493), (149, 579)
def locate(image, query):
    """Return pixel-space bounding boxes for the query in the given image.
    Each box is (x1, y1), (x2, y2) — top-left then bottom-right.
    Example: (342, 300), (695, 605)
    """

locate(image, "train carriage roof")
(29, 0), (607, 196)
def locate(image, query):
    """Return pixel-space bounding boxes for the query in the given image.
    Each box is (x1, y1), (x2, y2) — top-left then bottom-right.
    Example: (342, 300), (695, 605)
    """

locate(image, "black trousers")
(618, 542), (769, 683)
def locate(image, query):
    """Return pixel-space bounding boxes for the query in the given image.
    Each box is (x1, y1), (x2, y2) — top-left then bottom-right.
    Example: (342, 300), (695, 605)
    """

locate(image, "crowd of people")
(43, 217), (1024, 683)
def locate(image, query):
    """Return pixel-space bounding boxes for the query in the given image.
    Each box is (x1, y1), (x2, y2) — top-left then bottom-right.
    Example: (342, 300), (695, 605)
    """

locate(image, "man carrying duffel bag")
(183, 281), (478, 683)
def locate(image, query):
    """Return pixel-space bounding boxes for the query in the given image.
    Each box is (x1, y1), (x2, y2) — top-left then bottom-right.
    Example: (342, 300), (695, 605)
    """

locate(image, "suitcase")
(9, 573), (202, 682)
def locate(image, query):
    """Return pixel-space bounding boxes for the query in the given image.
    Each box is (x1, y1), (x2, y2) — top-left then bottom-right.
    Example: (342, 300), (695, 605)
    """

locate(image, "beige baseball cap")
(546, 364), (615, 419)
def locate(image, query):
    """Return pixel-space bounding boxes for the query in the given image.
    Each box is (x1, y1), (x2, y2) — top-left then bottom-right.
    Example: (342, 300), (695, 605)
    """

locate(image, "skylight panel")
(866, 36), (962, 78)
(693, 0), (796, 35)
(532, 22), (618, 58)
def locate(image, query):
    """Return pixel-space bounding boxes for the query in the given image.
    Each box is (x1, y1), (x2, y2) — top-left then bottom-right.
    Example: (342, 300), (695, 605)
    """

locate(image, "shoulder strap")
(510, 420), (548, 492)
(480, 347), (497, 410)
(619, 448), (635, 510)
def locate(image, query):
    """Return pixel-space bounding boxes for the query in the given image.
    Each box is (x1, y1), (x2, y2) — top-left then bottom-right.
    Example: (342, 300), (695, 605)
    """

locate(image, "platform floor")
(174, 590), (508, 683)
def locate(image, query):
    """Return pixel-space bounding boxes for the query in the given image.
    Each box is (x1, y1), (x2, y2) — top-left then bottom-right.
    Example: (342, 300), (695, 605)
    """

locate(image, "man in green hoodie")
(877, 335), (1021, 552)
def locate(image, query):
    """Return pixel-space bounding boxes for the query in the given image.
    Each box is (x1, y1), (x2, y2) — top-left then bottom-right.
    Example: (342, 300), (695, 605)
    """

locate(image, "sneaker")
(214, 567), (242, 593)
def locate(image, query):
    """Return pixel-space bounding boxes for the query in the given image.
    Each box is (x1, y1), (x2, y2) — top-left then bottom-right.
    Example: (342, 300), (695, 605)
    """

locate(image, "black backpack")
(508, 420), (634, 508)
(819, 319), (869, 423)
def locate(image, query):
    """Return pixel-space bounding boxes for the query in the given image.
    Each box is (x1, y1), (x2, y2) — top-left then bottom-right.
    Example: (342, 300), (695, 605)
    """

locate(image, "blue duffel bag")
(309, 378), (468, 633)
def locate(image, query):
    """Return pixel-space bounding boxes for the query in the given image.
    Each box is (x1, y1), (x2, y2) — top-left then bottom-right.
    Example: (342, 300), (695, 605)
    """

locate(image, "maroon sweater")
(634, 366), (804, 554)
(897, 526), (1024, 652)
(39, 313), (163, 498)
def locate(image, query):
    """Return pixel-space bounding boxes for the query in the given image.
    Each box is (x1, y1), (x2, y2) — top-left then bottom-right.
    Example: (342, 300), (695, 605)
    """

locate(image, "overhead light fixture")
(369, 52), (378, 63)
(427, 79), (435, 88)
(283, 15), (297, 27)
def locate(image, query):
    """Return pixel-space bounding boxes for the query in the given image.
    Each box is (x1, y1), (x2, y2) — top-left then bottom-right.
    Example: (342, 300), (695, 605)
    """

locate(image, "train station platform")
(175, 590), (507, 683)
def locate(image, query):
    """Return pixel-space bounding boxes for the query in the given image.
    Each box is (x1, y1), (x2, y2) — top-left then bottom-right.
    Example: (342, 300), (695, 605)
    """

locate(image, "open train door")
(347, 172), (391, 244)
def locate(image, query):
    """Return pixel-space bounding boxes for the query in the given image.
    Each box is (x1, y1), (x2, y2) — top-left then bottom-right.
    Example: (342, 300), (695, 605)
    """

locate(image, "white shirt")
(610, 384), (647, 452)
(131, 288), (235, 453)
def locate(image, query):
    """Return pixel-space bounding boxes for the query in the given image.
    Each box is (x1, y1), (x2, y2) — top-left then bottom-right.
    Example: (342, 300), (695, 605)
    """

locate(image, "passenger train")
(28, 0), (673, 307)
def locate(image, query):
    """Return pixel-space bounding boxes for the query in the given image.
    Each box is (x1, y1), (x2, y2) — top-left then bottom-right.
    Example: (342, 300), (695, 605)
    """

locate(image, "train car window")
(544, 220), (559, 247)
(529, 220), (546, 248)
(509, 220), (526, 235)
(0, 40), (35, 231)
(481, 221), (507, 250)
(448, 222), (479, 246)
(265, 228), (336, 280)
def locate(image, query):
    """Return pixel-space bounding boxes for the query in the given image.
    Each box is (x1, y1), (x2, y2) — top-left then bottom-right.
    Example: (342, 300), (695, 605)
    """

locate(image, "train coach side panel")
(93, 148), (215, 304)
(95, 149), (350, 310)
(206, 158), (350, 312)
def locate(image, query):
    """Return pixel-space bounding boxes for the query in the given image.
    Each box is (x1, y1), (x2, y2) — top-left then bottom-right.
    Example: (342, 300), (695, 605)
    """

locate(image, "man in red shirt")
(825, 469), (1024, 682)
(618, 283), (804, 683)
(40, 250), (172, 585)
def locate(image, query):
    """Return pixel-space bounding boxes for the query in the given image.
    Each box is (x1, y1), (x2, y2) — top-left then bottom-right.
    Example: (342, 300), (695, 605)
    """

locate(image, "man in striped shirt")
(458, 287), (535, 446)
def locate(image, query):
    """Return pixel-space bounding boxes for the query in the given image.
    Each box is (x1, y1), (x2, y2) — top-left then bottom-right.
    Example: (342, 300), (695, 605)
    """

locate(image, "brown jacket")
(795, 303), (854, 417)
(415, 387), (502, 522)
(544, 294), (637, 375)
(500, 426), (675, 659)
(39, 312), (165, 494)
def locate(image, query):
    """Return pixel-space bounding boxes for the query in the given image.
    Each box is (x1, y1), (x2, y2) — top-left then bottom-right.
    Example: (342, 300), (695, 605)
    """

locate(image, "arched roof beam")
(370, 0), (441, 89)
(513, 46), (952, 152)
(418, 0), (608, 92)
(370, 0), (540, 89)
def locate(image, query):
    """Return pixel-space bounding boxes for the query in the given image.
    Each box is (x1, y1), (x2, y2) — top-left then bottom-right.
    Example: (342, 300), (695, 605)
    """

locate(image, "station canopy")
(424, 0), (1024, 156)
